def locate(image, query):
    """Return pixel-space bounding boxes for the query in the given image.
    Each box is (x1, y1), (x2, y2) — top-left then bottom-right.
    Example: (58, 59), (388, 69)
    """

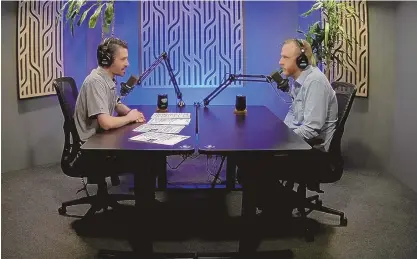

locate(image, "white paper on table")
(147, 118), (191, 126)
(133, 124), (185, 134)
(151, 112), (191, 119)
(129, 132), (190, 146)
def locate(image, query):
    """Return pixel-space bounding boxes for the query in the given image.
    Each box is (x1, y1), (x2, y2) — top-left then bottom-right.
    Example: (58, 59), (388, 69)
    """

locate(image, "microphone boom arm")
(129, 52), (185, 106)
(162, 53), (184, 106)
(202, 74), (270, 106)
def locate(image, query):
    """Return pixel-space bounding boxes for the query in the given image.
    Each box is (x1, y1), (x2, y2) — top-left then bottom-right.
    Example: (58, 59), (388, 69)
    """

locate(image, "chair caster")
(58, 206), (66, 215)
(305, 227), (314, 242)
(340, 216), (348, 226)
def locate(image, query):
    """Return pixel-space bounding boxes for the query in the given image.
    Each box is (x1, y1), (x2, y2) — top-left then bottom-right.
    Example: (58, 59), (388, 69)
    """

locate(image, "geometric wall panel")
(17, 0), (64, 99)
(139, 0), (244, 88)
(329, 0), (369, 97)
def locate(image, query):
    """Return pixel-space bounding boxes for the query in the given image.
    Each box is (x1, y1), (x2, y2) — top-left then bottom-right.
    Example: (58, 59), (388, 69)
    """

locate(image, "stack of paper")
(147, 112), (191, 126)
(151, 113), (191, 119)
(133, 124), (185, 134)
(130, 112), (192, 146)
(147, 118), (191, 125)
(130, 132), (190, 146)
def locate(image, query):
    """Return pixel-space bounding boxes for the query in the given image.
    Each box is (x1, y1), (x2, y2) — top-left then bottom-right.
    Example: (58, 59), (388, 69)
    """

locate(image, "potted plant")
(56, 0), (115, 36)
(297, 0), (360, 79)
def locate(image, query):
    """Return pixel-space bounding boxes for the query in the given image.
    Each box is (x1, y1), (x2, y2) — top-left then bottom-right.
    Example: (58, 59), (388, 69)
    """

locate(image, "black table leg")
(237, 163), (293, 259)
(226, 156), (236, 190)
(239, 168), (259, 255)
(157, 156), (168, 190)
(97, 159), (157, 259)
(131, 159), (156, 257)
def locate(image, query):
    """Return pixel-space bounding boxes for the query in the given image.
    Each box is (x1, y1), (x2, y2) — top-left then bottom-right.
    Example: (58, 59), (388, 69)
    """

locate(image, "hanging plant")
(297, 0), (361, 78)
(56, 0), (115, 36)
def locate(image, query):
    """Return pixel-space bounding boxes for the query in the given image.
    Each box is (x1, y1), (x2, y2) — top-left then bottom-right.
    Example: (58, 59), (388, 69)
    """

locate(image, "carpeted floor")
(2, 155), (417, 259)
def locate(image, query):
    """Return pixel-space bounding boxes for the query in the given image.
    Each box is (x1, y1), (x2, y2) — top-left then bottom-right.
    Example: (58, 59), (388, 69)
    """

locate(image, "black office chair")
(292, 82), (357, 240)
(53, 77), (135, 217)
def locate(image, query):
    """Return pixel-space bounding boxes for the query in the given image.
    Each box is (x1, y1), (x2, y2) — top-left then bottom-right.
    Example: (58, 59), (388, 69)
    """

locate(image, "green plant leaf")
(324, 22), (329, 50)
(55, 0), (71, 25)
(104, 2), (114, 26)
(66, 0), (77, 20)
(69, 9), (77, 36)
(301, 1), (323, 17)
(77, 3), (97, 26)
(60, 0), (71, 13)
(74, 0), (87, 16)
(102, 1), (114, 32)
(88, 3), (104, 29)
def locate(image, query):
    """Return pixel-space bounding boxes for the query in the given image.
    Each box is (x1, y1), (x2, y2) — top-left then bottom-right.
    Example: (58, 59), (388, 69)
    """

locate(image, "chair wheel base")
(58, 206), (66, 215)
(340, 216), (348, 226)
(305, 228), (314, 242)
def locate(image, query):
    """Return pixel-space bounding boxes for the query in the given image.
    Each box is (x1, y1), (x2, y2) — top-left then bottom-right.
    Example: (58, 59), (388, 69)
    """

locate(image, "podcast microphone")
(120, 75), (139, 97)
(267, 70), (290, 92)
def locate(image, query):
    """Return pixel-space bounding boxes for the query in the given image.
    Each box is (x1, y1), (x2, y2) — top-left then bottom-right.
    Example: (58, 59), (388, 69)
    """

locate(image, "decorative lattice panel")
(140, 1), (244, 87)
(17, 0), (64, 99)
(329, 0), (369, 97)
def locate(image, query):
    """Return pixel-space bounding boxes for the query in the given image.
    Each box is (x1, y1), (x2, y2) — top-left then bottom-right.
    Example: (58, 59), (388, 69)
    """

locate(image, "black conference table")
(197, 105), (312, 188)
(81, 104), (312, 258)
(81, 105), (196, 258)
(197, 105), (312, 254)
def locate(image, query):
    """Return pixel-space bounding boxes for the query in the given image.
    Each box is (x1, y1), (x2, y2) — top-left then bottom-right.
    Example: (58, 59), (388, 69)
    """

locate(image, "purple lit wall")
(63, 1), (319, 119)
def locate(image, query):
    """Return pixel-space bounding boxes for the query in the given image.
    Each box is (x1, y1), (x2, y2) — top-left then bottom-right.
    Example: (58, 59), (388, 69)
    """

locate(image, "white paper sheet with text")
(129, 132), (190, 145)
(147, 118), (191, 126)
(151, 113), (191, 119)
(133, 124), (185, 134)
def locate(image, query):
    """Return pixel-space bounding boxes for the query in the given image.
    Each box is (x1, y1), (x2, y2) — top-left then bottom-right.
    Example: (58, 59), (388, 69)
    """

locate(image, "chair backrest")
(53, 77), (83, 177)
(326, 81), (357, 181)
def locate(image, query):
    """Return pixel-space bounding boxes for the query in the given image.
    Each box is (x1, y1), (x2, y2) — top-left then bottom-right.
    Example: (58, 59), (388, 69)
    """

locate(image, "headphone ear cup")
(102, 46), (112, 66)
(97, 43), (112, 67)
(296, 50), (309, 70)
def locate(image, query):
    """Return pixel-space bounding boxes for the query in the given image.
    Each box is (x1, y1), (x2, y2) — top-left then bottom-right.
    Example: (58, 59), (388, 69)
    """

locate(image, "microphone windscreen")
(125, 75), (139, 87)
(269, 70), (289, 92)
(270, 70), (284, 84)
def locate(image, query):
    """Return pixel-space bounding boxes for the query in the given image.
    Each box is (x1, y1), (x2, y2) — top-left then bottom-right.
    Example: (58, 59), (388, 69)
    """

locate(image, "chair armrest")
(305, 137), (324, 147)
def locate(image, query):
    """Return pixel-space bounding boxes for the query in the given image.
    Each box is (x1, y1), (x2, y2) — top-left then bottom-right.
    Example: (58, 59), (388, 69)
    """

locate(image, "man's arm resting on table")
(116, 101), (146, 122)
(115, 102), (131, 116)
(293, 80), (328, 140)
(97, 113), (135, 130)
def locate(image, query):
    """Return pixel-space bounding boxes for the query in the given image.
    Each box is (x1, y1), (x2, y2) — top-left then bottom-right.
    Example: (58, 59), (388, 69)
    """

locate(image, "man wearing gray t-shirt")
(73, 37), (145, 185)
(74, 37), (145, 141)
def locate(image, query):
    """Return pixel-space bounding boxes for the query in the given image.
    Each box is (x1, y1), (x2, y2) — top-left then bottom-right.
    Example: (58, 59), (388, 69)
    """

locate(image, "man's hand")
(127, 109), (146, 123)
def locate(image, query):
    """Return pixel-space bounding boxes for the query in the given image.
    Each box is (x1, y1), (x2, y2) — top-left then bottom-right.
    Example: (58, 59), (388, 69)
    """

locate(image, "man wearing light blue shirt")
(281, 39), (338, 152)
(237, 39), (338, 220)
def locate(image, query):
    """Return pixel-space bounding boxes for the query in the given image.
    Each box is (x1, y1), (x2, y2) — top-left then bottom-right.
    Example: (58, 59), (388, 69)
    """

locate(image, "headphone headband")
(102, 37), (117, 47)
(295, 38), (304, 49)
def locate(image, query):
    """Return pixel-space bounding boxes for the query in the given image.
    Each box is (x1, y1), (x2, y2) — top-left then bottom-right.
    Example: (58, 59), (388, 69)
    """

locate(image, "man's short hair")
(103, 37), (128, 56)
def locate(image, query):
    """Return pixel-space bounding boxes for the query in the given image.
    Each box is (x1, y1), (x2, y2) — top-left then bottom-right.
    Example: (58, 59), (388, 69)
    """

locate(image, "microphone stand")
(123, 52), (185, 107)
(201, 74), (270, 107)
(200, 73), (287, 188)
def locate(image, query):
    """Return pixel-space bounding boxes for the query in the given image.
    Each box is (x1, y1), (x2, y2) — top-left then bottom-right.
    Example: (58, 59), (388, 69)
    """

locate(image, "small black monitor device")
(157, 94), (168, 112)
(234, 95), (247, 115)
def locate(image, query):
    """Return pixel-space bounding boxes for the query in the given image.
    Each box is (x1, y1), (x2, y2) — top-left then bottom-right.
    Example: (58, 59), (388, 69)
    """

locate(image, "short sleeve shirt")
(74, 66), (119, 142)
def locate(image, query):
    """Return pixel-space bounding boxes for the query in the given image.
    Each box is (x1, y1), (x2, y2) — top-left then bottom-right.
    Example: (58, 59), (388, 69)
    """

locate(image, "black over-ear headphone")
(97, 37), (114, 67)
(294, 39), (309, 70)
